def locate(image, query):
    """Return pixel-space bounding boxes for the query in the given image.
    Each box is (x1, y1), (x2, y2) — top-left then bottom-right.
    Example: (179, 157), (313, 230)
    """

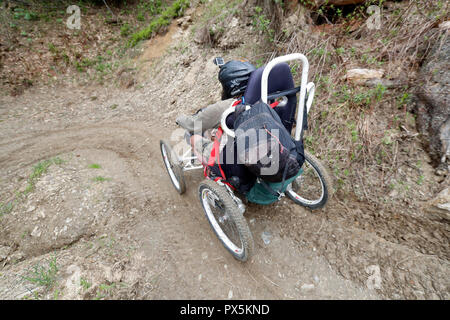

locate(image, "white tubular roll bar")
(220, 102), (250, 138)
(261, 53), (314, 141)
(220, 53), (315, 140)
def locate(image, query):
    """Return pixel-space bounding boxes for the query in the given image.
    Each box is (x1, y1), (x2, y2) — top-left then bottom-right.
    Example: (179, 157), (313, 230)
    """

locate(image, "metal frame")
(261, 53), (315, 141)
(179, 53), (316, 171)
(220, 53), (315, 140)
(179, 147), (203, 171)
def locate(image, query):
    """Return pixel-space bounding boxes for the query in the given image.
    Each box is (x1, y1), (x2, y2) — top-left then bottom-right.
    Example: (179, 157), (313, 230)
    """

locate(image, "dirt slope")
(0, 7), (448, 300)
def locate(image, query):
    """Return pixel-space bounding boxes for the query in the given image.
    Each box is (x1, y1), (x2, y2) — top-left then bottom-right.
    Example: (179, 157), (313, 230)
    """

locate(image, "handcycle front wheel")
(286, 150), (333, 210)
(198, 179), (254, 262)
(160, 140), (186, 194)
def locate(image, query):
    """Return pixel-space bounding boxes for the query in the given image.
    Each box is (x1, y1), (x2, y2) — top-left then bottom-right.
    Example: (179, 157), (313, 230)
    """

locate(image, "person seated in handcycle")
(176, 59), (255, 165)
(176, 58), (304, 199)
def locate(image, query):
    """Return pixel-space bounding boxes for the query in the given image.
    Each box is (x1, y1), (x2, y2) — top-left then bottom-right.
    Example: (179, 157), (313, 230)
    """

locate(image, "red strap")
(206, 99), (241, 169)
(232, 100), (242, 107)
(203, 99), (242, 189)
(270, 101), (279, 108)
(207, 127), (223, 167)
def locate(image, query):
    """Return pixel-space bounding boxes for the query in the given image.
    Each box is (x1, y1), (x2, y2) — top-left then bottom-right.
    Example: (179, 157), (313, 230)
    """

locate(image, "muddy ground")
(0, 8), (449, 300)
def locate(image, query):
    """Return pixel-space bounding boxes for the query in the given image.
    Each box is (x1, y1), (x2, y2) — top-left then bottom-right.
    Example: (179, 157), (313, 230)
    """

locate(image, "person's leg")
(190, 135), (214, 164)
(176, 98), (234, 133)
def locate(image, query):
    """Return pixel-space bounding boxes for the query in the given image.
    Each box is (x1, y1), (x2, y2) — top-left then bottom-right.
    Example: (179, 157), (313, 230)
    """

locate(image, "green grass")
(13, 7), (39, 21)
(0, 201), (14, 216)
(92, 176), (110, 182)
(128, 0), (190, 47)
(335, 84), (387, 109)
(22, 255), (59, 289)
(120, 23), (131, 37)
(75, 57), (96, 72)
(88, 163), (101, 169)
(95, 283), (116, 300)
(24, 160), (52, 194)
(1, 157), (65, 216)
(25, 157), (64, 194)
(252, 6), (275, 42)
(417, 175), (425, 185)
(80, 277), (92, 291)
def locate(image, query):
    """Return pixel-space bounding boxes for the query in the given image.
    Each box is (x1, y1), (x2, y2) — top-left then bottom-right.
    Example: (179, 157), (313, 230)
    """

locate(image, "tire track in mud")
(262, 198), (450, 299)
(0, 122), (174, 201)
(0, 120), (447, 299)
(0, 122), (374, 299)
(132, 186), (379, 299)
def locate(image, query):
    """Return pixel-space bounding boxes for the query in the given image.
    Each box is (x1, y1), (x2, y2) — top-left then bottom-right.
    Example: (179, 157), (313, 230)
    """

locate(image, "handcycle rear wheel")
(286, 150), (333, 209)
(160, 140), (186, 194)
(198, 179), (254, 261)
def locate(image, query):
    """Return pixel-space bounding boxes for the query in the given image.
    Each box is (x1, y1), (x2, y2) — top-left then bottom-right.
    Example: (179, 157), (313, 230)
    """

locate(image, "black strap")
(266, 86), (300, 101)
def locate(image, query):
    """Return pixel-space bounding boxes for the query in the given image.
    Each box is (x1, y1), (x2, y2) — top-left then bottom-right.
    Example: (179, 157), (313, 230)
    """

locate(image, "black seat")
(243, 63), (297, 133)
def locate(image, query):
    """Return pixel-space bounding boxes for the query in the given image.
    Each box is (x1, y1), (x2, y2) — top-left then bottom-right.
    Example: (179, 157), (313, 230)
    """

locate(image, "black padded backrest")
(243, 63), (297, 133)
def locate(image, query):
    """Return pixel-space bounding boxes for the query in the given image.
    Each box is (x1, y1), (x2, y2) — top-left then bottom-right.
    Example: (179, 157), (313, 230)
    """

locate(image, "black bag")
(233, 101), (304, 183)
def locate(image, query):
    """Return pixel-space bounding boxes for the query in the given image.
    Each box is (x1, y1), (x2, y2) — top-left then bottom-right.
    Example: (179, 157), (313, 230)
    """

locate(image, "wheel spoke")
(201, 188), (244, 255)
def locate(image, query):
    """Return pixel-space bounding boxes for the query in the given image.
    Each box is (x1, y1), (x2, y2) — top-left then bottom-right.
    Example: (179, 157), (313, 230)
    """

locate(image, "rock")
(426, 187), (450, 221)
(217, 34), (241, 49)
(389, 188), (399, 199)
(414, 35), (450, 169)
(110, 262), (125, 283)
(8, 251), (25, 263)
(439, 21), (450, 30)
(346, 69), (385, 84)
(177, 16), (192, 30)
(31, 226), (41, 237)
(300, 283), (315, 291)
(261, 231), (272, 245)
(194, 26), (210, 45)
(38, 210), (46, 219)
(229, 17), (239, 28)
(104, 266), (114, 283)
(64, 265), (82, 299)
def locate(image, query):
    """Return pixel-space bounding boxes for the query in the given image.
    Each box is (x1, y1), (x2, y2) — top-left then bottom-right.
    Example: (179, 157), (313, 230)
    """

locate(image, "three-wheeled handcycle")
(160, 53), (333, 262)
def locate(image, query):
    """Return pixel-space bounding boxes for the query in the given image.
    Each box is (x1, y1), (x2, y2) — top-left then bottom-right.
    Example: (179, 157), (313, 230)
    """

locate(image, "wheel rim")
(201, 188), (244, 255)
(286, 158), (325, 206)
(161, 143), (180, 190)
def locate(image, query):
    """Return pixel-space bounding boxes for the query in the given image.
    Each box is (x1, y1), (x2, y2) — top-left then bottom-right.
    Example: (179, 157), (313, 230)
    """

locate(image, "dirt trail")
(0, 16), (448, 300)
(0, 83), (379, 299)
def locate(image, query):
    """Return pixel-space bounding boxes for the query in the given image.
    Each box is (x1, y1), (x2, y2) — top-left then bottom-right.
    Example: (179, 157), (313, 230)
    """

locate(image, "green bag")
(246, 169), (303, 205)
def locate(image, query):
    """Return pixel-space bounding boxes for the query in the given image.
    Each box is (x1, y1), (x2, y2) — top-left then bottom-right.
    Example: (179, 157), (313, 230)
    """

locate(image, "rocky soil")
(0, 1), (449, 300)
